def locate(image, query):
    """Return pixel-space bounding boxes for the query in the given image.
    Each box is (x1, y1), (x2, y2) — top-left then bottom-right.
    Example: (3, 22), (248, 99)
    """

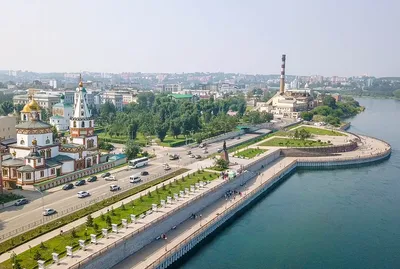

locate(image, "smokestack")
(279, 54), (286, 94)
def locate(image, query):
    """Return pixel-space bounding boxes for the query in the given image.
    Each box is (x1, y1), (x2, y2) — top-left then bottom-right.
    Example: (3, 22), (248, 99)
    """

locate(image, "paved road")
(0, 130), (268, 241)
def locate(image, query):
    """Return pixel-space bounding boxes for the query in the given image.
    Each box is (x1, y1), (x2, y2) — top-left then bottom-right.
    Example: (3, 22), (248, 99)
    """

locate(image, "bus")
(129, 157), (149, 168)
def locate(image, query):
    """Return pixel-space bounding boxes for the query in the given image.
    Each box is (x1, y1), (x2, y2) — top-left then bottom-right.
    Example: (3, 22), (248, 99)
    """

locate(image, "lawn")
(157, 135), (191, 147)
(292, 126), (345, 136)
(97, 132), (153, 146)
(234, 148), (266, 159)
(260, 137), (329, 147)
(3, 170), (218, 269)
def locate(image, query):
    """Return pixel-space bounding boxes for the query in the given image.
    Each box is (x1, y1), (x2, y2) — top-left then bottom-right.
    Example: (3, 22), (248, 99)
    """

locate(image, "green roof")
(16, 120), (52, 129)
(53, 103), (73, 108)
(168, 94), (193, 99)
(50, 115), (64, 119)
(17, 165), (35, 172)
(50, 155), (75, 162)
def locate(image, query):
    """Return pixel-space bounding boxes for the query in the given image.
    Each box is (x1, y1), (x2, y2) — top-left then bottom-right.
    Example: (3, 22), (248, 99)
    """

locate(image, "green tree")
(128, 120), (139, 140)
(86, 214), (94, 227)
(154, 120), (169, 142)
(300, 111), (313, 121)
(51, 125), (58, 140)
(169, 119), (181, 138)
(41, 109), (49, 122)
(393, 89), (400, 99)
(215, 158), (229, 170)
(124, 140), (141, 159)
(106, 215), (112, 227)
(322, 96), (337, 108)
(0, 101), (14, 115)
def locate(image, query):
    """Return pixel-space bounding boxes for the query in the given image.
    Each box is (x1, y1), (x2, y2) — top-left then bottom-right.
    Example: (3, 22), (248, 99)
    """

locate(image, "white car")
(130, 175), (141, 183)
(110, 185), (121, 191)
(163, 164), (171, 170)
(77, 191), (90, 198)
(43, 208), (57, 216)
(104, 176), (116, 181)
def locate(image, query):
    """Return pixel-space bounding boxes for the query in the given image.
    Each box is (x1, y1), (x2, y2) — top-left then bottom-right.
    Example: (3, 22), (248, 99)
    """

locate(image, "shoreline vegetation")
(300, 96), (362, 126)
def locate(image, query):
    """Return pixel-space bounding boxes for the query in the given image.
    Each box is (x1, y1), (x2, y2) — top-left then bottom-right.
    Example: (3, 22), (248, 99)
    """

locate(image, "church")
(1, 80), (99, 189)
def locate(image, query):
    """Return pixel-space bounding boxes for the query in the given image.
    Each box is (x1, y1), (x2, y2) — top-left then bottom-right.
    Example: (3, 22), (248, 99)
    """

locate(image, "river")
(174, 98), (400, 269)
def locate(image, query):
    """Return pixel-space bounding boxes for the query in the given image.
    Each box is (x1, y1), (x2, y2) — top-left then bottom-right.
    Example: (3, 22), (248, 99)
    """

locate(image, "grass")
(0, 169), (188, 256)
(97, 132), (152, 145)
(2, 170), (218, 269)
(0, 193), (24, 204)
(259, 137), (329, 147)
(157, 135), (190, 147)
(291, 126), (345, 136)
(234, 148), (266, 159)
(226, 133), (272, 154)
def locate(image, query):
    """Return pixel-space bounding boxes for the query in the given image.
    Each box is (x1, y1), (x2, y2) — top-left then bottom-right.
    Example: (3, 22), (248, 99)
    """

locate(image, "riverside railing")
(144, 159), (298, 269)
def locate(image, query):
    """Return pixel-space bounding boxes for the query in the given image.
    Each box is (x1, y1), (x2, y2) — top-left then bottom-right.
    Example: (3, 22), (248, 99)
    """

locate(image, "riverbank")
(38, 130), (390, 269)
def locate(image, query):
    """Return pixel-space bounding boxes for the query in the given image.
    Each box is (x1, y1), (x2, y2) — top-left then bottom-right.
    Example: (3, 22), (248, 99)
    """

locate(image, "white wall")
(17, 132), (53, 147)
(61, 161), (74, 173)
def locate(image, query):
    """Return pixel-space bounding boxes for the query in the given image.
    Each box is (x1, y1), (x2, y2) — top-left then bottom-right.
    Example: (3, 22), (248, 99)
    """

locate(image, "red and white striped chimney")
(279, 54), (286, 94)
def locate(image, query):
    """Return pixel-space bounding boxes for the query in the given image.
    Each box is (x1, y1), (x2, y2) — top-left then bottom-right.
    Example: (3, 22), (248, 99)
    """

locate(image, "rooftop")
(168, 94), (193, 99)
(15, 120), (52, 129)
(2, 158), (24, 167)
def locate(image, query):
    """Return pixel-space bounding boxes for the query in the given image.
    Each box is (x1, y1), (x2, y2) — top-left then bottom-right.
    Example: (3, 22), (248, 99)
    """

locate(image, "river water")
(174, 98), (400, 269)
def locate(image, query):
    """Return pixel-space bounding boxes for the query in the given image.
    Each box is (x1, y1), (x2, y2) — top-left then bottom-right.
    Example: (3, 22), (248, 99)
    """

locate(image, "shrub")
(121, 202), (126, 211)
(33, 250), (42, 260)
(111, 207), (116, 216)
(93, 223), (99, 231)
(100, 213), (105, 221)
(106, 215), (112, 227)
(71, 228), (77, 238)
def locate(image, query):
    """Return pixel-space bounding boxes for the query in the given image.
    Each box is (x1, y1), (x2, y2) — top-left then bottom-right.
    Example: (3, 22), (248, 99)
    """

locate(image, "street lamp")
(35, 187), (45, 212)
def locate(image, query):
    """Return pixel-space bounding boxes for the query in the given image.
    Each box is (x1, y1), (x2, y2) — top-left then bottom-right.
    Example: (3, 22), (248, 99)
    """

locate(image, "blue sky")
(0, 0), (398, 76)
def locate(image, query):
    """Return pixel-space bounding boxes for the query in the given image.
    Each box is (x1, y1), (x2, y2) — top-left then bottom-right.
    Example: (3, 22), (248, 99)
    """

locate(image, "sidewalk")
(0, 167), (194, 263)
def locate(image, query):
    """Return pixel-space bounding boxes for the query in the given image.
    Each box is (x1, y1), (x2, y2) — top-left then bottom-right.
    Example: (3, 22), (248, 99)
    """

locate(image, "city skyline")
(0, 0), (399, 77)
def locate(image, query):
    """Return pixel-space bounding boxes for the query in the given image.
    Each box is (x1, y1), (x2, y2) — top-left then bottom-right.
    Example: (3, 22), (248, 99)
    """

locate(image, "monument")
(220, 140), (229, 163)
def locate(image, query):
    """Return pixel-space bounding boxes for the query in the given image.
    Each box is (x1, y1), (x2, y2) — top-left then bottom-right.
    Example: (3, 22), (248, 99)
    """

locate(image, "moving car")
(87, 176), (97, 182)
(43, 208), (57, 216)
(104, 176), (116, 181)
(77, 191), (90, 198)
(237, 136), (241, 140)
(189, 154), (195, 158)
(163, 163), (171, 170)
(14, 198), (28, 206)
(110, 185), (121, 191)
(62, 183), (74, 190)
(130, 175), (141, 183)
(101, 172), (111, 178)
(199, 143), (206, 148)
(217, 148), (223, 153)
(203, 149), (208, 154)
(187, 150), (192, 155)
(75, 179), (86, 186)
(140, 171), (149, 176)
(169, 154), (179, 160)
(195, 155), (201, 159)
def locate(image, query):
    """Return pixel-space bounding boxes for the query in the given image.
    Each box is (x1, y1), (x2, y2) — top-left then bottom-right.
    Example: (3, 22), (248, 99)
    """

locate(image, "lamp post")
(35, 187), (45, 212)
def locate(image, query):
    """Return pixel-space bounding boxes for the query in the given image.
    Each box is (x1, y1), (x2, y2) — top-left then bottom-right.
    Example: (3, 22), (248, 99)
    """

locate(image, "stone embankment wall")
(281, 141), (358, 157)
(75, 150), (281, 269)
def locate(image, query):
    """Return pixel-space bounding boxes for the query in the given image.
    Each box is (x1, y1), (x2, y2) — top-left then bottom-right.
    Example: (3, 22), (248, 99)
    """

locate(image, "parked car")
(110, 185), (121, 191)
(87, 176), (97, 182)
(140, 171), (149, 176)
(75, 179), (86, 186)
(130, 175), (142, 183)
(195, 155), (201, 159)
(77, 191), (90, 198)
(62, 183), (74, 190)
(101, 172), (111, 178)
(43, 208), (57, 216)
(14, 198), (28, 206)
(104, 176), (116, 181)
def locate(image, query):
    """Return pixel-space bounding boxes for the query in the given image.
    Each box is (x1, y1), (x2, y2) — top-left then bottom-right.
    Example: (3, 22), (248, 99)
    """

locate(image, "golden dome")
(21, 96), (41, 113)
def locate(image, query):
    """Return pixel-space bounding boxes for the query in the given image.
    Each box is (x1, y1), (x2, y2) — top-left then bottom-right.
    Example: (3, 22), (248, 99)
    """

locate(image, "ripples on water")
(175, 99), (400, 269)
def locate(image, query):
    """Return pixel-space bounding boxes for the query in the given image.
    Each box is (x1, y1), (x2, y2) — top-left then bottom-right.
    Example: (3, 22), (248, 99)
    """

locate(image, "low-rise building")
(13, 91), (61, 111)
(49, 95), (73, 131)
(101, 91), (123, 111)
(0, 116), (17, 140)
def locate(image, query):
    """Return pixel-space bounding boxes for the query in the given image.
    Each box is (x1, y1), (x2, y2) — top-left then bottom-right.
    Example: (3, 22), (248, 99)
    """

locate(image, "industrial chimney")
(279, 54), (286, 94)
